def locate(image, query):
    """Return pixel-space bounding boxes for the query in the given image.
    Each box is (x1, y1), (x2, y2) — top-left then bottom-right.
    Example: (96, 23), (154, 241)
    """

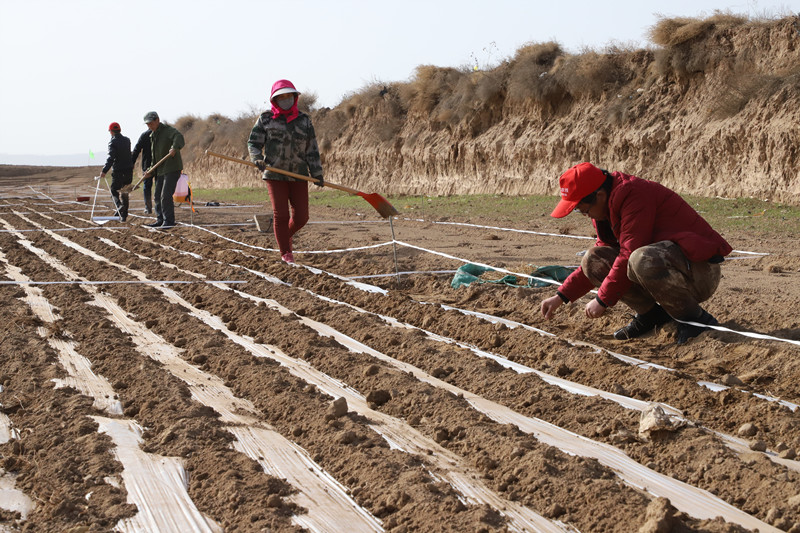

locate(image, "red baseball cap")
(550, 162), (606, 218)
(108, 122), (121, 132)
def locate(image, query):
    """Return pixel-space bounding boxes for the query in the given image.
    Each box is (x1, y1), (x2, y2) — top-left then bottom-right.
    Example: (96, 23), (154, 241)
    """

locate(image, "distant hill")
(0, 153), (100, 167)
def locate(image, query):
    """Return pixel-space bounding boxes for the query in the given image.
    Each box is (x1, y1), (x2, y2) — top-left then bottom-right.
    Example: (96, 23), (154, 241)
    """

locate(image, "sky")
(1, 0), (797, 165)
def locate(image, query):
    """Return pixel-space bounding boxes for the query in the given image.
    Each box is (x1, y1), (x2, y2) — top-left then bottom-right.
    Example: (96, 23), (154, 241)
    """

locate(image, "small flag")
(89, 150), (95, 159)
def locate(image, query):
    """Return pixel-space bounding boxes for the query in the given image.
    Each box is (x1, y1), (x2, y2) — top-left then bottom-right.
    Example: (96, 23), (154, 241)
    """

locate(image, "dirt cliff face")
(185, 15), (800, 203)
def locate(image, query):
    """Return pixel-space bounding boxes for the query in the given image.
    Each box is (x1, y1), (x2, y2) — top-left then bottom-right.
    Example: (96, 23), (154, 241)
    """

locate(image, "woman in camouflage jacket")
(248, 79), (324, 263)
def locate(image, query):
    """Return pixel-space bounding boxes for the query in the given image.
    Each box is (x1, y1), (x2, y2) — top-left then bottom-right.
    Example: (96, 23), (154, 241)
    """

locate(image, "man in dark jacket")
(142, 111), (184, 229)
(540, 162), (732, 345)
(99, 122), (133, 222)
(131, 129), (153, 213)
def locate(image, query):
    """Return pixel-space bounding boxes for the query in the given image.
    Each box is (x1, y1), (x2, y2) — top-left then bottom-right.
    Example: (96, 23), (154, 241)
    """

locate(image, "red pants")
(267, 180), (309, 255)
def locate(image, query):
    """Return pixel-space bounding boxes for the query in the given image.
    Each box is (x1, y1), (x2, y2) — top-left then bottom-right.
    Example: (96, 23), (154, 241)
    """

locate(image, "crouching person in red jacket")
(540, 162), (732, 345)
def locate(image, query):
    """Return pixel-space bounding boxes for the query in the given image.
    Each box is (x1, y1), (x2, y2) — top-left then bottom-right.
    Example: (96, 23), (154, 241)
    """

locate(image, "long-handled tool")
(205, 150), (399, 219)
(89, 176), (122, 224)
(121, 153), (172, 193)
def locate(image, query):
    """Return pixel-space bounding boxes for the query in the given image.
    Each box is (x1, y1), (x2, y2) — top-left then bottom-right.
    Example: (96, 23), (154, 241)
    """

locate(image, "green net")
(451, 263), (576, 289)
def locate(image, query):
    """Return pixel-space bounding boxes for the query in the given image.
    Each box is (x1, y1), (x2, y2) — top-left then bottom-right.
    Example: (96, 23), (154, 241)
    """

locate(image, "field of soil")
(1, 171), (800, 533)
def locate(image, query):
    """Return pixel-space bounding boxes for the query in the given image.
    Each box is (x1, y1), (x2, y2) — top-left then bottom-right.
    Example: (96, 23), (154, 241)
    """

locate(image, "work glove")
(314, 175), (324, 187)
(254, 160), (266, 171)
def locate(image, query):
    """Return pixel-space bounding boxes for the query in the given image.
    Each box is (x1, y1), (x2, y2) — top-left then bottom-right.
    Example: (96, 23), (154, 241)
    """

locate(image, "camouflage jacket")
(247, 111), (323, 182)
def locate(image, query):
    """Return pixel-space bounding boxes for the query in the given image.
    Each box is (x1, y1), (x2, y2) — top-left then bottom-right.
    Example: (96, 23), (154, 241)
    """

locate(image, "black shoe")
(613, 304), (673, 340)
(145, 221), (163, 228)
(676, 309), (718, 345)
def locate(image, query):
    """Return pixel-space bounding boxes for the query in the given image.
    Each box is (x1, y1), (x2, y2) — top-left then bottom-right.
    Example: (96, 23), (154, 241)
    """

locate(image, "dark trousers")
(266, 180), (309, 255)
(153, 171), (181, 226)
(142, 176), (154, 211)
(110, 169), (133, 219)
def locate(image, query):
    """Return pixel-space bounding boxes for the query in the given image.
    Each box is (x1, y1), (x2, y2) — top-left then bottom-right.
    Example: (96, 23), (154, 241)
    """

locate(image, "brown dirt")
(1, 171), (800, 533)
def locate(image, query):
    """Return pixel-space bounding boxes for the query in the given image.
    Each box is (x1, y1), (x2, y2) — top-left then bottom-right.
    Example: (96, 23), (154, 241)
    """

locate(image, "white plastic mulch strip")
(12, 216), (384, 533)
(0, 472), (33, 520)
(0, 226), (118, 233)
(187, 222), (395, 255)
(346, 270), (458, 280)
(404, 217), (770, 257)
(0, 412), (18, 444)
(93, 418), (223, 533)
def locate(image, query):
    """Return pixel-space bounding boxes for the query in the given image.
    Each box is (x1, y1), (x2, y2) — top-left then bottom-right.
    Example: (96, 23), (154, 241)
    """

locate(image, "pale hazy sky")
(0, 0), (795, 164)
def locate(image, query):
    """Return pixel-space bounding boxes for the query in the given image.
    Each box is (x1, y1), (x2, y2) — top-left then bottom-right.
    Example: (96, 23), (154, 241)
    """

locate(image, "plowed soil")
(1, 172), (799, 533)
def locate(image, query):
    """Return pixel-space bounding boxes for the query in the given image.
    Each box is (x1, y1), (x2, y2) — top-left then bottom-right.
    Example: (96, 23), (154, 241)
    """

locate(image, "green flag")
(89, 150), (94, 159)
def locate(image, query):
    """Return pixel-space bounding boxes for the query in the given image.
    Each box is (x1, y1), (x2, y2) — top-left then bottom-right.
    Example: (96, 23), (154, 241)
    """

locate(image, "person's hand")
(541, 295), (563, 320)
(254, 160), (267, 171)
(99, 172), (106, 179)
(168, 148), (176, 158)
(585, 298), (606, 319)
(314, 176), (324, 187)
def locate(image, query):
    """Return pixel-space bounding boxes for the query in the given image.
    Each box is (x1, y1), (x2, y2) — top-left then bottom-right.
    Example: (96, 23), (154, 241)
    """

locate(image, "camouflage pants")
(581, 241), (721, 319)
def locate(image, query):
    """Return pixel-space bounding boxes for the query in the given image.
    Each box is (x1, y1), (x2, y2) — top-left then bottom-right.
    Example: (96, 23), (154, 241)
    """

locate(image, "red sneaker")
(281, 252), (295, 264)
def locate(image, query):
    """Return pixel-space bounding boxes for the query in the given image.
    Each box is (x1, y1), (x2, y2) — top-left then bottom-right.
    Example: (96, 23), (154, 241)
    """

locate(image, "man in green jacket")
(142, 111), (185, 228)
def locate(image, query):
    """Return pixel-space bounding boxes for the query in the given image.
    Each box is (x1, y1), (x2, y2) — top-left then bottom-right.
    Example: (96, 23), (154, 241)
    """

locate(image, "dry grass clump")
(552, 50), (634, 99)
(649, 12), (749, 78)
(506, 42), (565, 106)
(398, 65), (467, 116)
(395, 65), (506, 135)
(649, 12), (748, 46)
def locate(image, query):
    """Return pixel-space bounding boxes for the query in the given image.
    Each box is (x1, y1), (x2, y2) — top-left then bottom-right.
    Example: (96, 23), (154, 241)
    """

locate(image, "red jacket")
(558, 172), (732, 306)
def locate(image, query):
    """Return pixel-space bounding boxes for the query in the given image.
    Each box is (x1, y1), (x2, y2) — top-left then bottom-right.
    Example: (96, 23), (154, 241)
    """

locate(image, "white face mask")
(277, 97), (294, 110)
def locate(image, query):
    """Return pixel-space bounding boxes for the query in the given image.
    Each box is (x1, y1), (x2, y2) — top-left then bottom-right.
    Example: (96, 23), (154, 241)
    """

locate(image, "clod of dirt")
(266, 494), (282, 508)
(738, 423), (758, 437)
(639, 404), (681, 438)
(338, 430), (358, 445)
(721, 374), (744, 386)
(749, 440), (767, 452)
(327, 397), (348, 419)
(779, 448), (797, 460)
(366, 389), (391, 406)
(638, 497), (679, 533)
(363, 364), (380, 376)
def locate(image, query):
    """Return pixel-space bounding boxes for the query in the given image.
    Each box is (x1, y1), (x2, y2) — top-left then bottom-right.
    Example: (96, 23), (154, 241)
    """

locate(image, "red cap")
(108, 122), (121, 132)
(550, 162), (606, 218)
